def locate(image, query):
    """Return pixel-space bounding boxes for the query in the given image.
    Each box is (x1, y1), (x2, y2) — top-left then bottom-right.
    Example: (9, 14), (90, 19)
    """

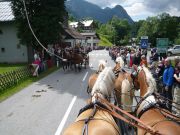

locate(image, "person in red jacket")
(31, 58), (41, 76)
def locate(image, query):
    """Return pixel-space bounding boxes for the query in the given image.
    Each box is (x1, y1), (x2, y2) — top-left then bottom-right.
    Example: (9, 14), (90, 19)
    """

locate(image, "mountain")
(66, 0), (134, 24)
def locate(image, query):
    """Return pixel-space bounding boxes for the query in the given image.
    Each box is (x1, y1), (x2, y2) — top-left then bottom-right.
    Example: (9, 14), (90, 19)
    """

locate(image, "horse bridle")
(77, 100), (120, 135)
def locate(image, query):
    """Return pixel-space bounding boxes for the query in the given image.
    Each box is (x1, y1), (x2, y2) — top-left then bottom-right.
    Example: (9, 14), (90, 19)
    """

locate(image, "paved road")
(0, 50), (117, 135)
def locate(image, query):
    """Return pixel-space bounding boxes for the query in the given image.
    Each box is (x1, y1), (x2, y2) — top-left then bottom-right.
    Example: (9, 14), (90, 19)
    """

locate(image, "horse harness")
(134, 93), (180, 135)
(77, 101), (120, 135)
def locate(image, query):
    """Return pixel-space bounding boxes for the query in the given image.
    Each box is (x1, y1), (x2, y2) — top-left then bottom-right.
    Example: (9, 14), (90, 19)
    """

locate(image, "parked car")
(167, 45), (180, 56)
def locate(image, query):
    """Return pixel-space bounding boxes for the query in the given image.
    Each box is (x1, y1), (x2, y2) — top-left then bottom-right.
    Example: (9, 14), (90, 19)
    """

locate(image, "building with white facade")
(0, 1), (28, 63)
(69, 20), (100, 49)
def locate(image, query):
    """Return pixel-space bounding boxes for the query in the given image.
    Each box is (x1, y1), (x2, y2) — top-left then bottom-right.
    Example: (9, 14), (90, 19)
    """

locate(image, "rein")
(96, 96), (162, 135)
(135, 93), (180, 123)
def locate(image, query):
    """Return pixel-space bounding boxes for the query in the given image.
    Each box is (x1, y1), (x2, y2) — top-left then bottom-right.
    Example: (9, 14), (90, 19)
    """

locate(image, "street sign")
(141, 36), (148, 49)
(141, 36), (148, 39)
(156, 38), (169, 54)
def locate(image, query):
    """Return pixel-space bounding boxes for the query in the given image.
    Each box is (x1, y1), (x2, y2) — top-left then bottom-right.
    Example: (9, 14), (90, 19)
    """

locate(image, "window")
(174, 46), (180, 49)
(1, 48), (5, 53)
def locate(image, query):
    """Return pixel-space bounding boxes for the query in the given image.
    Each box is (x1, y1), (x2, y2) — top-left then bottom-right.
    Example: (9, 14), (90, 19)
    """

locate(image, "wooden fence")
(0, 66), (32, 91)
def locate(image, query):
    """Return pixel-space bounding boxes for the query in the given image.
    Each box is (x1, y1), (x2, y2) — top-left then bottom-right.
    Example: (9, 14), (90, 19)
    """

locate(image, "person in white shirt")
(126, 51), (130, 68)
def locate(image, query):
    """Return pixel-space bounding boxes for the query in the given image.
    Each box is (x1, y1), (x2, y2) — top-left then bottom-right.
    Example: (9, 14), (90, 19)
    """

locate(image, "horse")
(114, 71), (134, 112)
(87, 60), (107, 94)
(62, 67), (121, 135)
(59, 49), (72, 71)
(112, 56), (134, 112)
(113, 56), (125, 76)
(98, 60), (107, 73)
(131, 65), (180, 135)
(81, 52), (89, 69)
(71, 51), (84, 72)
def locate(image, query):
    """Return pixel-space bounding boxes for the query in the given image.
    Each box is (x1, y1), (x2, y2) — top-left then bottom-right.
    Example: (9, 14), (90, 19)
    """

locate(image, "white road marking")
(82, 72), (88, 82)
(54, 96), (77, 135)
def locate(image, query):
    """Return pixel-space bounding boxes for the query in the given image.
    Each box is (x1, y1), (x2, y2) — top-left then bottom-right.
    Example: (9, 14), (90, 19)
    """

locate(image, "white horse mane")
(116, 56), (124, 69)
(98, 59), (107, 72)
(141, 65), (157, 97)
(91, 67), (115, 102)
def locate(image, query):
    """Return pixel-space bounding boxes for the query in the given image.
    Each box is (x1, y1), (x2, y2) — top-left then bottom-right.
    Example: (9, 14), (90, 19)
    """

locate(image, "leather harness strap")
(82, 104), (97, 135)
(97, 96), (162, 135)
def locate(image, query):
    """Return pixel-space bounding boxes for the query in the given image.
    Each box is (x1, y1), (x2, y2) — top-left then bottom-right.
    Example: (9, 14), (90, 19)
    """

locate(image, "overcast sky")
(85, 0), (180, 21)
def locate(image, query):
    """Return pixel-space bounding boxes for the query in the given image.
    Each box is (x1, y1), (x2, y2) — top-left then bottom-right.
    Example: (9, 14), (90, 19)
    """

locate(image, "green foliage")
(68, 14), (76, 22)
(0, 63), (26, 74)
(97, 16), (131, 46)
(98, 35), (113, 46)
(0, 66), (59, 102)
(11, 0), (68, 47)
(175, 38), (180, 44)
(136, 13), (179, 47)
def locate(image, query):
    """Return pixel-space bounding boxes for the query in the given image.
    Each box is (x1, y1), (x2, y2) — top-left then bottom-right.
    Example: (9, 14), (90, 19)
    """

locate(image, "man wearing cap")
(162, 58), (174, 111)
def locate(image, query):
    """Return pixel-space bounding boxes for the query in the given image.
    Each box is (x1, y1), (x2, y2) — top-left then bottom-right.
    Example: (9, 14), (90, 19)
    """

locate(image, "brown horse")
(131, 65), (180, 135)
(81, 52), (89, 69)
(59, 49), (72, 71)
(71, 51), (84, 72)
(62, 67), (121, 135)
(114, 71), (134, 112)
(87, 73), (98, 94)
(113, 57), (134, 112)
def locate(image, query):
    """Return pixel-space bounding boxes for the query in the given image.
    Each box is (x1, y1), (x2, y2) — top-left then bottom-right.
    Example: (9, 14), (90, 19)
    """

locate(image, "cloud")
(143, 0), (180, 16)
(144, 0), (180, 13)
(124, 2), (154, 21)
(83, 0), (180, 20)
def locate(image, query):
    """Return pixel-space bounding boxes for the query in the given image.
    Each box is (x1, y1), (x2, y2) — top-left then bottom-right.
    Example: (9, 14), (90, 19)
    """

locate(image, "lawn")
(98, 35), (113, 47)
(0, 63), (26, 74)
(0, 66), (59, 102)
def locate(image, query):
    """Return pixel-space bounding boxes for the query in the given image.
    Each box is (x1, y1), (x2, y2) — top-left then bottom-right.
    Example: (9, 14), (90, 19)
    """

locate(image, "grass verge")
(0, 63), (26, 74)
(0, 66), (59, 102)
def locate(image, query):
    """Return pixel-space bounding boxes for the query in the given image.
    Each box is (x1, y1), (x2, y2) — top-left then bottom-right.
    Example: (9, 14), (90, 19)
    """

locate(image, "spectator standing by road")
(172, 59), (180, 117)
(126, 51), (130, 68)
(31, 58), (41, 77)
(151, 49), (159, 68)
(162, 58), (174, 111)
(140, 55), (148, 67)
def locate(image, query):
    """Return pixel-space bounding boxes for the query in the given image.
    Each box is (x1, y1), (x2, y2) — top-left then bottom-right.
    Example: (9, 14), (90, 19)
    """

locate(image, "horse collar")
(135, 94), (157, 118)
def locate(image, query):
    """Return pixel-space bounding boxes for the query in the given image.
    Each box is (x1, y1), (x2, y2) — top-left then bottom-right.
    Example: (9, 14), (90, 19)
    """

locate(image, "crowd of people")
(109, 46), (180, 116)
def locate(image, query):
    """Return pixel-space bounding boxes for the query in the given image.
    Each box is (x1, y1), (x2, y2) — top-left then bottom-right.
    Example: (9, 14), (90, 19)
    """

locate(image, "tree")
(97, 16), (131, 46)
(110, 16), (131, 45)
(137, 13), (179, 47)
(11, 0), (68, 47)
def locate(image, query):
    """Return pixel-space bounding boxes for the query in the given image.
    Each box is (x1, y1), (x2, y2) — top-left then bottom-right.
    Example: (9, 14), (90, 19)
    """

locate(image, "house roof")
(65, 27), (85, 39)
(0, 1), (14, 22)
(82, 20), (93, 27)
(80, 32), (96, 36)
(69, 20), (94, 28)
(69, 22), (78, 28)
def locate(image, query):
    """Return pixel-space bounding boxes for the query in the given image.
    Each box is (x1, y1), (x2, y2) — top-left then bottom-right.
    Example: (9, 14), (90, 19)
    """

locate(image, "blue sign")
(141, 39), (148, 49)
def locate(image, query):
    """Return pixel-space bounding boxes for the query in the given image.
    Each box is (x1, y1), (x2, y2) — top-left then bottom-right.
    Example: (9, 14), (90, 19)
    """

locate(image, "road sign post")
(140, 36), (148, 49)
